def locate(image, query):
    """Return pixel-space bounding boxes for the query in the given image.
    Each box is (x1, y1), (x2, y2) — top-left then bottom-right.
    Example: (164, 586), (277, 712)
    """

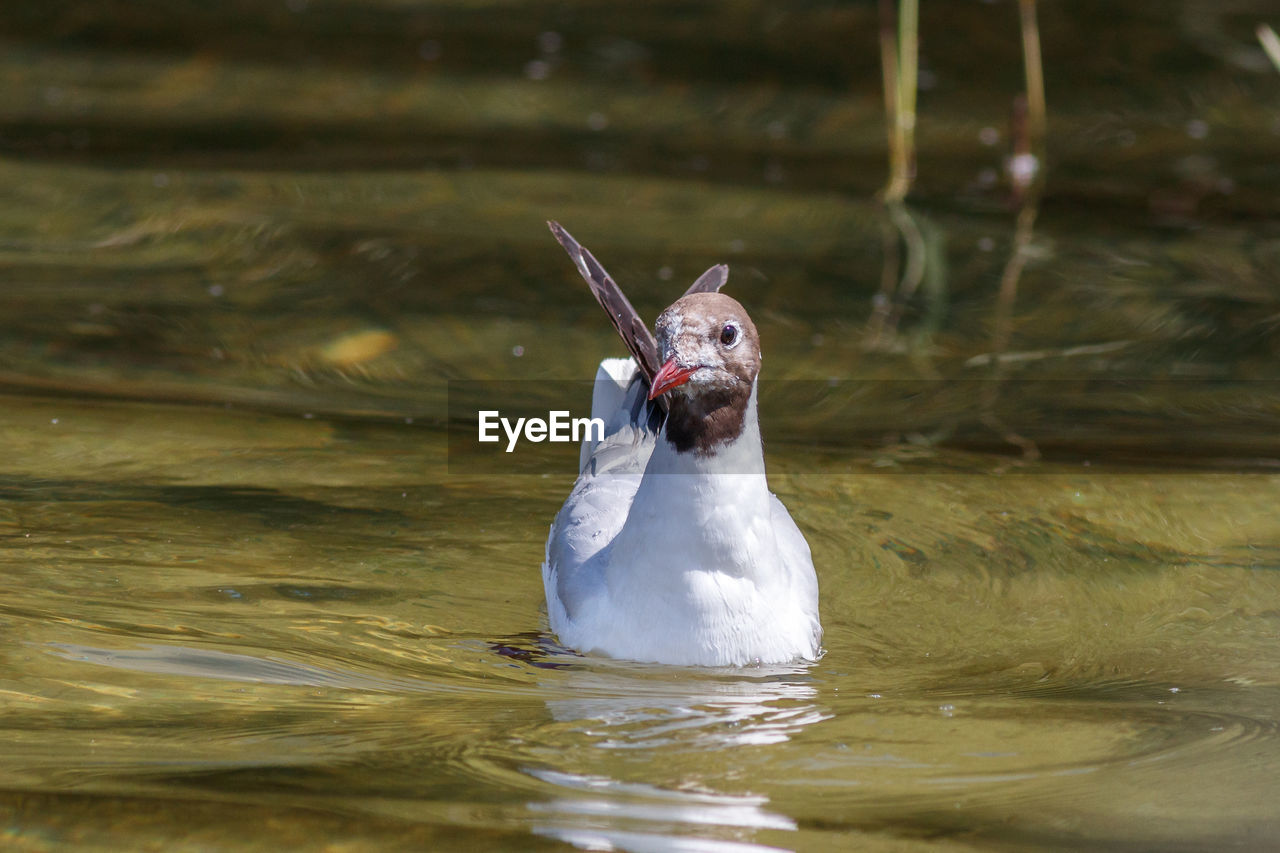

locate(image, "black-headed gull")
(542, 222), (821, 667)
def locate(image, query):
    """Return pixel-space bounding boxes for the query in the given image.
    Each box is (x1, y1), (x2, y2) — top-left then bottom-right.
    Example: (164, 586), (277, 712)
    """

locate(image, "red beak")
(648, 357), (698, 400)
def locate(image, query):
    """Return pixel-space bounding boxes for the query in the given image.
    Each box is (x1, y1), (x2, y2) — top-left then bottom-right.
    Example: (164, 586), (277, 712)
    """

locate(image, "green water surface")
(1, 2), (1279, 850)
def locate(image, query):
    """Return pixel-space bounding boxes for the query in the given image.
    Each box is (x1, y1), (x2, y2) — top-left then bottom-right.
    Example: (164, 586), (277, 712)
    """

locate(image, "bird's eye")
(719, 323), (739, 347)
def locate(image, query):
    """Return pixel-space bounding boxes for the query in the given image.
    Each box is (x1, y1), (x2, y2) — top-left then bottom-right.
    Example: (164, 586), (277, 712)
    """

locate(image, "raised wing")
(547, 221), (662, 384)
(682, 264), (729, 296)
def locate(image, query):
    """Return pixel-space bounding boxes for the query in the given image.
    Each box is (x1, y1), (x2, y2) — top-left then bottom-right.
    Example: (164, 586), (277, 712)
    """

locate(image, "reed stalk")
(982, 0), (1046, 460)
(879, 0), (918, 202)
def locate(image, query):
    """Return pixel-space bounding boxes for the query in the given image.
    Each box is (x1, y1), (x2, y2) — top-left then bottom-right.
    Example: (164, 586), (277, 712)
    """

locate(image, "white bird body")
(541, 223), (822, 667)
(544, 361), (820, 666)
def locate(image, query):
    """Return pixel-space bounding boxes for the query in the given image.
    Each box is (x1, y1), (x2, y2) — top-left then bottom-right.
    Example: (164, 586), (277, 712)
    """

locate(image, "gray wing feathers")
(549, 361), (658, 619)
(683, 264), (729, 296)
(547, 221), (662, 385)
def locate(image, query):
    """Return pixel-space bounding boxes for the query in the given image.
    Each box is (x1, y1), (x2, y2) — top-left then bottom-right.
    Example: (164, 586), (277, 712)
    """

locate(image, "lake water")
(2, 2), (1279, 850)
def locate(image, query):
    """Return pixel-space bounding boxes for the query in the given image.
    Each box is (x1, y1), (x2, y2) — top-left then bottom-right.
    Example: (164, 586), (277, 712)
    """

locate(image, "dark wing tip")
(547, 221), (579, 257)
(683, 263), (729, 296)
(546, 221), (666, 406)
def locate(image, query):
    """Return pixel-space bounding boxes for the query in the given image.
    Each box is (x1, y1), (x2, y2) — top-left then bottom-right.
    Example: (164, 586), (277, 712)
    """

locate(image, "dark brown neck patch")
(663, 384), (751, 455)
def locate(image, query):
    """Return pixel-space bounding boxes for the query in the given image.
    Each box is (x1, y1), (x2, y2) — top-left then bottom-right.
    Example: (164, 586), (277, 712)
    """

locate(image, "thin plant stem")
(981, 0), (1046, 460)
(870, 0), (924, 347)
(1018, 0), (1046, 157)
(879, 0), (905, 201)
(878, 0), (917, 202)
(897, 0), (918, 190)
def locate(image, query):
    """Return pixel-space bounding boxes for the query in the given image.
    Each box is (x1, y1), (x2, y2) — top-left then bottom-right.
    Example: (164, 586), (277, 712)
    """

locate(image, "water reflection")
(529, 661), (826, 850)
(541, 663), (827, 747)
(529, 769), (795, 853)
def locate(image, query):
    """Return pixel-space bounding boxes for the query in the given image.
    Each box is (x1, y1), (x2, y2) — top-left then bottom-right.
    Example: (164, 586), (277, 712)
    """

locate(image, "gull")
(541, 222), (821, 667)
